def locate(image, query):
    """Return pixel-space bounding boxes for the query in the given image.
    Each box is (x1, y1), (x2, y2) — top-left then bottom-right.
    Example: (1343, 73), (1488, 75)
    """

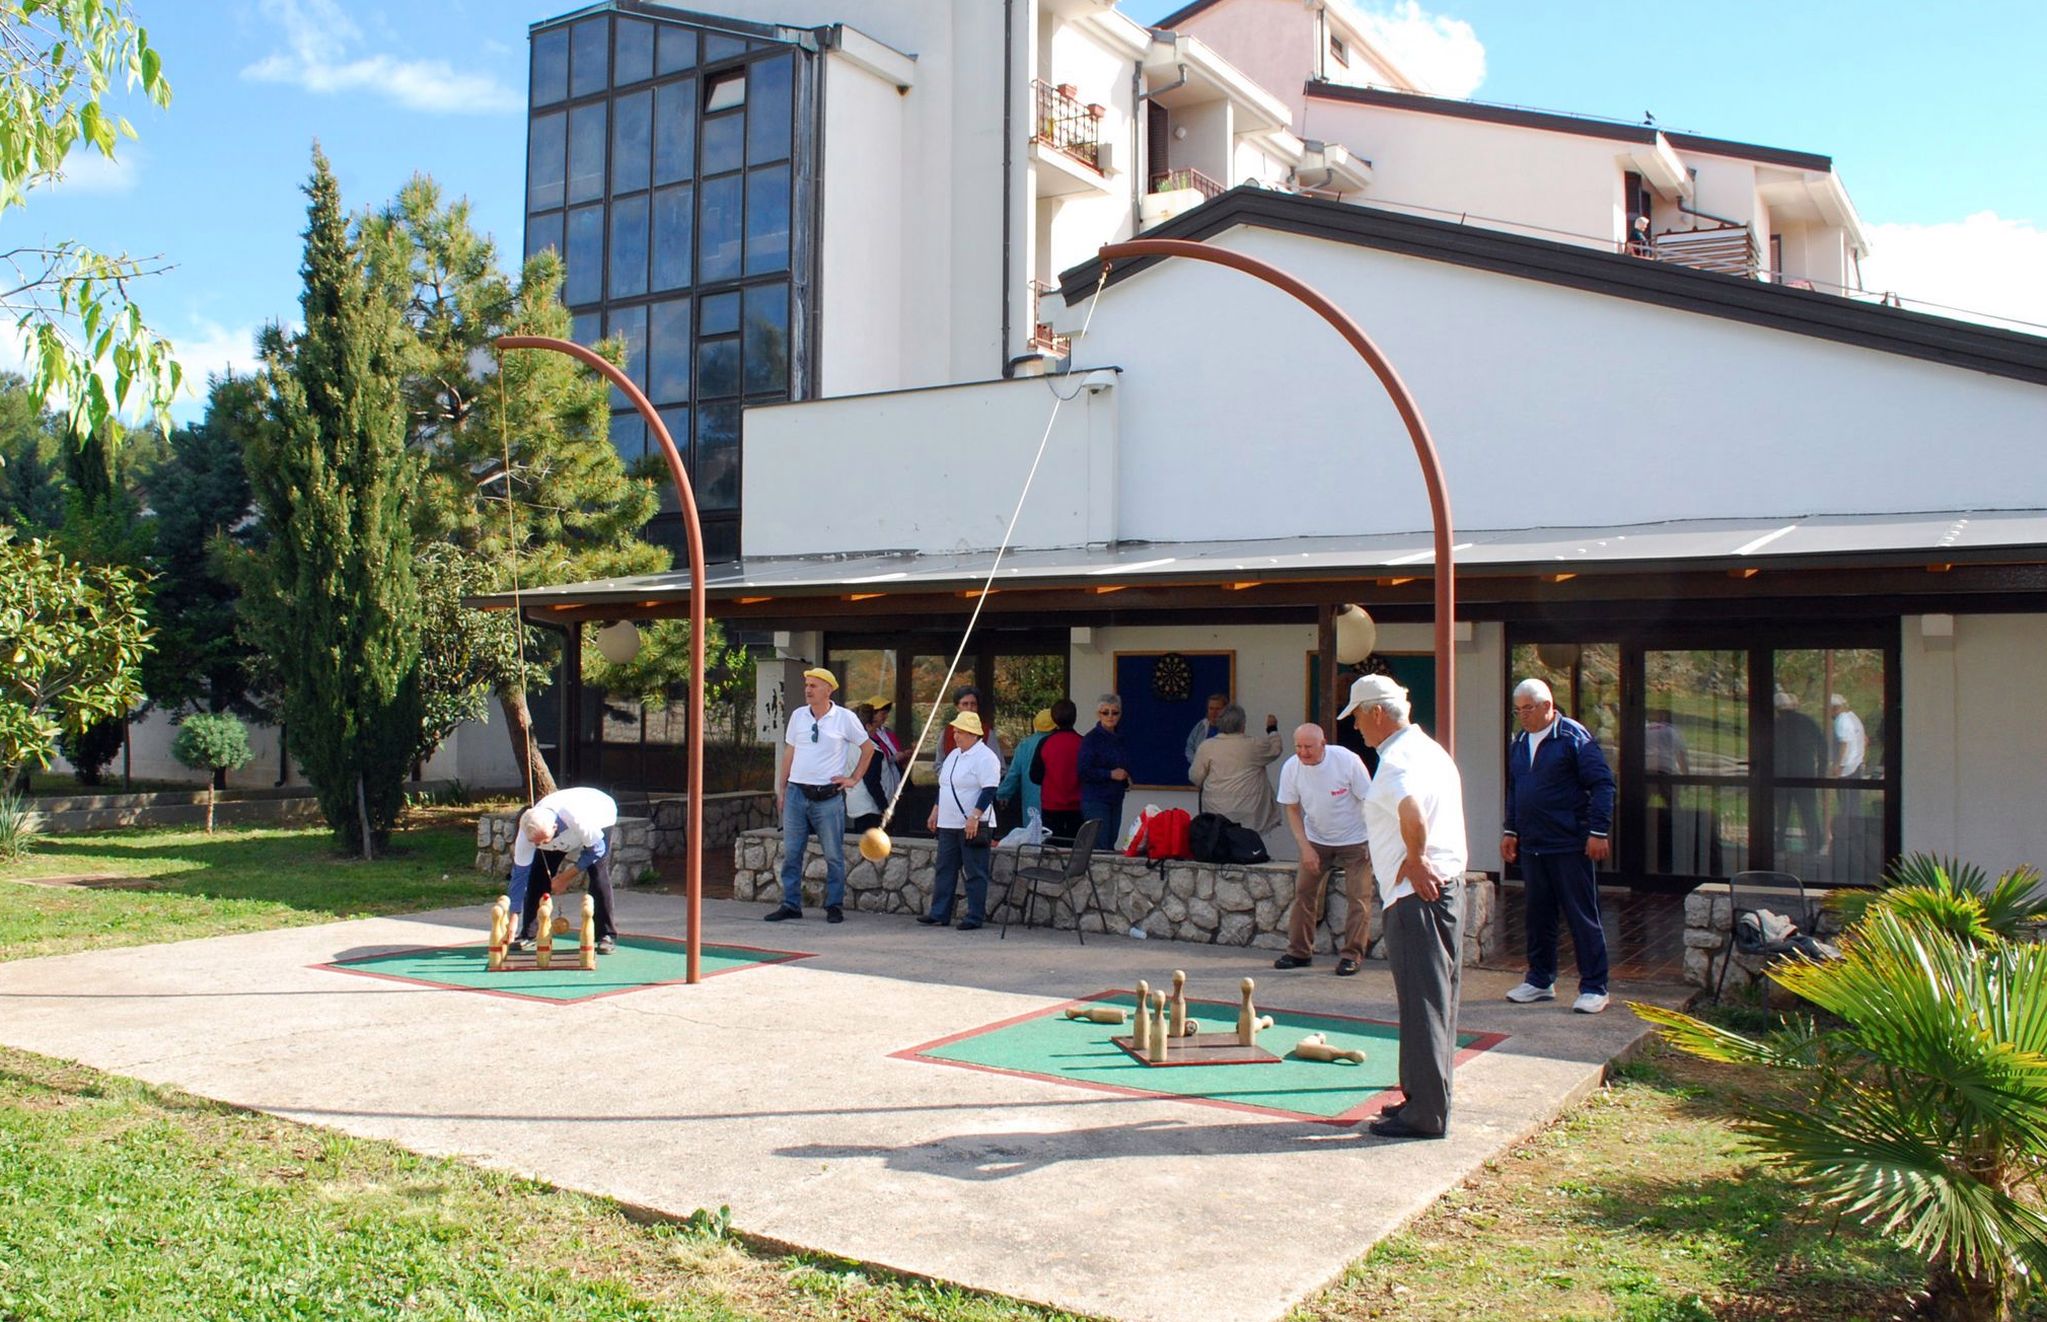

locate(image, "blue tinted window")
(609, 411), (646, 466)
(567, 103), (606, 204)
(608, 195), (649, 300)
(698, 175), (742, 281)
(569, 18), (608, 98)
(531, 29), (568, 106)
(527, 112), (566, 210)
(696, 336), (739, 398)
(614, 19), (654, 85)
(524, 211), (563, 261)
(611, 91), (651, 194)
(701, 112), (743, 175)
(747, 55), (792, 165)
(571, 311), (602, 346)
(699, 291), (740, 335)
(607, 304), (649, 398)
(652, 79), (696, 185)
(695, 403), (741, 510)
(655, 24), (696, 75)
(655, 407), (689, 510)
(650, 185), (693, 291)
(564, 206), (604, 307)
(647, 298), (692, 404)
(744, 283), (789, 395)
(744, 166), (789, 275)
(704, 33), (747, 64)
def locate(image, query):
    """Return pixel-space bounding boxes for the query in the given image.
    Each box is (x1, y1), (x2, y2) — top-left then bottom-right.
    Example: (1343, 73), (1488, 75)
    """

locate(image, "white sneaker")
(1505, 982), (1556, 1004)
(1573, 992), (1610, 1014)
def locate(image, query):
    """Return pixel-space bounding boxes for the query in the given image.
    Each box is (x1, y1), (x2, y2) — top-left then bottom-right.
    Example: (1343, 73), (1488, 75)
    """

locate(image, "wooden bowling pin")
(1237, 977), (1258, 1046)
(1064, 1006), (1128, 1025)
(1292, 1032), (1365, 1065)
(536, 894), (555, 970)
(488, 896), (510, 972)
(1170, 970), (1188, 1039)
(1134, 980), (1151, 1053)
(1149, 991), (1169, 1064)
(579, 894), (597, 971)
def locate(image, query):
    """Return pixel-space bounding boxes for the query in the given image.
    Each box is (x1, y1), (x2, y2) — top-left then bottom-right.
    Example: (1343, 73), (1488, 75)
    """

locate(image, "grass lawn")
(0, 818), (496, 964)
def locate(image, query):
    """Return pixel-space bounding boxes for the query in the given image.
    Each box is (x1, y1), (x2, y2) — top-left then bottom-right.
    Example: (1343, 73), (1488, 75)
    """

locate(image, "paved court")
(0, 891), (1691, 1322)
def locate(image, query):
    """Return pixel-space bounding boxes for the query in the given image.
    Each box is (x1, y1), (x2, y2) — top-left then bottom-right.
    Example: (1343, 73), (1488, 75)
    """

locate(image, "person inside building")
(509, 785), (620, 954)
(1184, 691), (1229, 773)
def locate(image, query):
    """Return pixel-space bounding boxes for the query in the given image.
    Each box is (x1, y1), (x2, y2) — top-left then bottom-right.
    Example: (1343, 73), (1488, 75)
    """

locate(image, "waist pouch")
(798, 782), (842, 802)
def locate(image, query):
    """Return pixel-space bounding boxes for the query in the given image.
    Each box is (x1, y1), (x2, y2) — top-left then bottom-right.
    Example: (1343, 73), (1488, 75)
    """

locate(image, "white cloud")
(44, 148), (140, 195)
(173, 318), (268, 398)
(1860, 211), (2047, 335)
(242, 0), (520, 115)
(1346, 1), (1486, 99)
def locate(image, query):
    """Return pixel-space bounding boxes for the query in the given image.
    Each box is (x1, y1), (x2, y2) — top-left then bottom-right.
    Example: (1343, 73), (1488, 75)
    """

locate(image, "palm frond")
(1981, 864), (2047, 941)
(1631, 1003), (1811, 1070)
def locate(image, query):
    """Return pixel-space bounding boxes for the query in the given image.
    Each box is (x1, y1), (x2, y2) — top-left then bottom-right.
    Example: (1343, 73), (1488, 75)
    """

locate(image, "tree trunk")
(498, 687), (557, 800)
(204, 783), (215, 835)
(355, 774), (374, 862)
(1922, 1258), (2010, 1322)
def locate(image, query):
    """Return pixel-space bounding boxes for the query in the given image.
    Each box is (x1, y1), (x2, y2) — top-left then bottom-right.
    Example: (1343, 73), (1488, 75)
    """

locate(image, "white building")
(485, 0), (2047, 903)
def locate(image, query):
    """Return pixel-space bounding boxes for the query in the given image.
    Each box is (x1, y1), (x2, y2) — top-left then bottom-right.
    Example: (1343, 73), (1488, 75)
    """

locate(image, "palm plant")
(1835, 853), (2047, 942)
(1636, 887), (2047, 1321)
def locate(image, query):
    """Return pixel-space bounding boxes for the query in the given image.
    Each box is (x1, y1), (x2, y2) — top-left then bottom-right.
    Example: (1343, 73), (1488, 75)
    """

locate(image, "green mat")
(321, 936), (809, 1003)
(899, 992), (1505, 1123)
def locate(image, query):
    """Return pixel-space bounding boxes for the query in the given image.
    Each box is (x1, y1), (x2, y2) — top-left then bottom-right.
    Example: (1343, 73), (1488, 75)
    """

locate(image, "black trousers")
(518, 848), (618, 942)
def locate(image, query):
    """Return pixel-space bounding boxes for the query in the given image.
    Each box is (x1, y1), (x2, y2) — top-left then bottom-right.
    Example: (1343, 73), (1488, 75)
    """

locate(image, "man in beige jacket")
(1189, 704), (1286, 845)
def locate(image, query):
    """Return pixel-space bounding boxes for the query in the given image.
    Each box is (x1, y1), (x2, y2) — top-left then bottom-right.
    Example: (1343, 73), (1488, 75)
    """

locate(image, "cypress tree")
(238, 147), (421, 855)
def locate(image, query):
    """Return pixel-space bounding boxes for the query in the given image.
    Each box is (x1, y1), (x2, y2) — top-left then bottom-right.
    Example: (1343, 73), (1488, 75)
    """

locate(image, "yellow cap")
(1033, 708), (1055, 733)
(949, 711), (986, 737)
(866, 694), (894, 711)
(801, 667), (838, 690)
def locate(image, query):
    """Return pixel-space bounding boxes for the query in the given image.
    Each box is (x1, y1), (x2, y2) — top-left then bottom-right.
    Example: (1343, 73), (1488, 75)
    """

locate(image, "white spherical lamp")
(1333, 604), (1377, 664)
(595, 620), (642, 665)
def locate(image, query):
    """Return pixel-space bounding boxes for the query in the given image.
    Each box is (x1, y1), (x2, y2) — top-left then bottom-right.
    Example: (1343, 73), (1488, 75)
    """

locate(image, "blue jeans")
(1522, 848), (1609, 995)
(780, 783), (848, 911)
(926, 828), (992, 924)
(1081, 793), (1124, 852)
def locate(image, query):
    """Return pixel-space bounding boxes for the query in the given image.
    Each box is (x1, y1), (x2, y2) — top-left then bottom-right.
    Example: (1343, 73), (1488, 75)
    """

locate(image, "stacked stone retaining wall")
(475, 813), (655, 882)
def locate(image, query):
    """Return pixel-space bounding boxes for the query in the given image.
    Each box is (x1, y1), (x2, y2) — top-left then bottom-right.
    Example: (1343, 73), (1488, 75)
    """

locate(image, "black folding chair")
(1000, 818), (1106, 943)
(1715, 869), (1812, 999)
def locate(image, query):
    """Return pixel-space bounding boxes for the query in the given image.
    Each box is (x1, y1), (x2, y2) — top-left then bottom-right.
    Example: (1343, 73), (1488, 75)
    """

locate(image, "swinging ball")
(859, 828), (893, 862)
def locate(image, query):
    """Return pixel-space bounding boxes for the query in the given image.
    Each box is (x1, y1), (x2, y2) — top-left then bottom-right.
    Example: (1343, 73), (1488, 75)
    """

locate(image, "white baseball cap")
(1336, 673), (1407, 719)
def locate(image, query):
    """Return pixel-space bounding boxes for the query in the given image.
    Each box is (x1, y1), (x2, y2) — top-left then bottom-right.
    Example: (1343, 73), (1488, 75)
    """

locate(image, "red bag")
(1124, 807), (1193, 861)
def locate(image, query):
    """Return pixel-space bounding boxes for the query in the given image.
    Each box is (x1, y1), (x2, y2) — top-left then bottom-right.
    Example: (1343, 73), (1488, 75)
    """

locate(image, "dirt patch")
(6, 873), (165, 891)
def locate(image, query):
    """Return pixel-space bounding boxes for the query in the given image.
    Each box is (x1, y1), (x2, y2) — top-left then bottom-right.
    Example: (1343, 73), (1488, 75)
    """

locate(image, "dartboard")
(1153, 652), (1193, 702)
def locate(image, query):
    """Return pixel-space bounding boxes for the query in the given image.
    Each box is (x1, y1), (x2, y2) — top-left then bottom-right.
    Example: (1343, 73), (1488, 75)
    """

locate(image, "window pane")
(609, 411), (646, 467)
(606, 304), (648, 399)
(531, 29), (568, 106)
(1642, 649), (1746, 877)
(571, 311), (601, 345)
(743, 283), (789, 394)
(699, 290), (740, 335)
(703, 69), (745, 112)
(698, 174), (742, 281)
(696, 335), (739, 398)
(695, 402), (740, 510)
(647, 298), (692, 404)
(652, 79), (696, 185)
(655, 24), (697, 75)
(567, 102), (607, 204)
(527, 111), (566, 210)
(746, 54), (793, 164)
(744, 165), (789, 274)
(704, 33), (747, 64)
(825, 650), (897, 718)
(650, 185), (693, 291)
(564, 205), (604, 306)
(611, 90), (651, 194)
(615, 18), (654, 85)
(524, 211), (563, 260)
(569, 18), (609, 98)
(1647, 783), (1749, 877)
(701, 112), (743, 175)
(1773, 648), (1883, 780)
(608, 194), (649, 299)
(655, 407), (689, 511)
(1507, 642), (1621, 874)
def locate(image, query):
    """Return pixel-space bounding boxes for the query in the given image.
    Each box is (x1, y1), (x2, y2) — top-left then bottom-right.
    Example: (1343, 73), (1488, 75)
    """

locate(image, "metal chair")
(1000, 818), (1106, 943)
(1714, 869), (1812, 999)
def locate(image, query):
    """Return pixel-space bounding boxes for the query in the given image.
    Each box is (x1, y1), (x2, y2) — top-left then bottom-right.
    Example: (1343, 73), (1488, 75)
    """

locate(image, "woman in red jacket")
(1029, 697), (1084, 841)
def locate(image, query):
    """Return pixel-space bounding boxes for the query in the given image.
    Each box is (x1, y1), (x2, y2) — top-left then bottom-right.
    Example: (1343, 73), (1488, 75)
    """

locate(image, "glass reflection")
(567, 102), (606, 204)
(744, 166), (789, 274)
(564, 205), (603, 307)
(747, 54), (792, 165)
(527, 111), (565, 211)
(650, 185), (693, 291)
(698, 175), (742, 281)
(611, 90), (651, 194)
(608, 195), (649, 300)
(614, 18), (654, 85)
(569, 18), (608, 99)
(653, 79), (696, 185)
(531, 29), (568, 106)
(647, 299), (691, 404)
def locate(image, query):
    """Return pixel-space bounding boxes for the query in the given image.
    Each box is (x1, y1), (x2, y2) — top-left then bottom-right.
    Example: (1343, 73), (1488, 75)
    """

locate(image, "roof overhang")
(1144, 32), (1292, 135)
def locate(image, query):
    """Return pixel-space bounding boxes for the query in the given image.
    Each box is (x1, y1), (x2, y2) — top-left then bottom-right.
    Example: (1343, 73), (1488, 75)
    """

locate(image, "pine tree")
(236, 147), (421, 856)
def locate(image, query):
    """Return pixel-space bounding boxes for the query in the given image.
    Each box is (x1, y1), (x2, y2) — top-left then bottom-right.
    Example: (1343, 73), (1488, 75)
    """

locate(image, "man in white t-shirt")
(1273, 724), (1375, 976)
(1342, 673), (1467, 1140)
(1829, 693), (1866, 779)
(508, 785), (620, 953)
(768, 667), (876, 924)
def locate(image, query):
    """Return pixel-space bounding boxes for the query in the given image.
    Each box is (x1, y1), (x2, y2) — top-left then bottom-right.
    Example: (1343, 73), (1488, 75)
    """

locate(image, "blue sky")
(22, 0), (2044, 418)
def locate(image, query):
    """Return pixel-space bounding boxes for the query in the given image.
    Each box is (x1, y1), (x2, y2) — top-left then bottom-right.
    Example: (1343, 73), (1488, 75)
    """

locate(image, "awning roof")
(468, 509), (2047, 611)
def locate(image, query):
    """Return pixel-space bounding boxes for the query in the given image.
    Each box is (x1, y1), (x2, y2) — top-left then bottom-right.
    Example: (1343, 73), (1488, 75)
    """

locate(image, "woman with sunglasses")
(1077, 693), (1133, 848)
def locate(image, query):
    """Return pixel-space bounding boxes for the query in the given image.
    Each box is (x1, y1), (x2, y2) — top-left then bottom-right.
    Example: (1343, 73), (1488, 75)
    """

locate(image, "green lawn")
(0, 821), (494, 963)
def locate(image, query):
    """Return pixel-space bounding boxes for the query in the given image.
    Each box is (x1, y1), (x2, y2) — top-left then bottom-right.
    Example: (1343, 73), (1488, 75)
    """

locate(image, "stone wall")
(1682, 882), (1846, 990)
(475, 813), (655, 883)
(731, 829), (1499, 966)
(645, 792), (776, 855)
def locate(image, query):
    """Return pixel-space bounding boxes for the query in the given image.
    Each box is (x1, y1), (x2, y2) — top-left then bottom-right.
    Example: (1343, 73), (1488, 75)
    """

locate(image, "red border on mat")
(314, 935), (814, 1005)
(890, 989), (1509, 1127)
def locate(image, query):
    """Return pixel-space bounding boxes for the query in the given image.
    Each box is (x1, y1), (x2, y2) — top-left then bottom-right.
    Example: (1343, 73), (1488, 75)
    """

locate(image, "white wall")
(818, 51), (908, 396)
(1902, 613), (2047, 872)
(1168, 1), (1316, 134)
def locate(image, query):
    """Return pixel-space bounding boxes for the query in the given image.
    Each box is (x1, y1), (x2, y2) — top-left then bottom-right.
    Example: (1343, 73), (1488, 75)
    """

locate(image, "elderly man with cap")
(508, 785), (620, 953)
(919, 710), (1003, 930)
(1503, 677), (1616, 1015)
(769, 666), (876, 924)
(1341, 672), (1468, 1140)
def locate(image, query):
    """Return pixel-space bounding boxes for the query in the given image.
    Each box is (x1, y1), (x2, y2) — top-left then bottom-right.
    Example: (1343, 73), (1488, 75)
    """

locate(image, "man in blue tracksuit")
(1502, 678), (1617, 1014)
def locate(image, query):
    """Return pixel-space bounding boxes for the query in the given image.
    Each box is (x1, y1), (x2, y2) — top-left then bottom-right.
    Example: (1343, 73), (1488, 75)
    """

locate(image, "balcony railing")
(1149, 166), (1224, 200)
(1032, 79), (1102, 173)
(1635, 224), (1761, 280)
(1029, 280), (1070, 357)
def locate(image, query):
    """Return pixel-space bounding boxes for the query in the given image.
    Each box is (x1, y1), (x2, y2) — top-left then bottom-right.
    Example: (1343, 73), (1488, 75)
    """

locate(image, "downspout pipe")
(1000, 0), (1015, 376)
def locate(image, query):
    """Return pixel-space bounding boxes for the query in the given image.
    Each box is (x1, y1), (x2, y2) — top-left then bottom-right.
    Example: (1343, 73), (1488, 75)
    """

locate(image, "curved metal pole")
(495, 334), (706, 985)
(1093, 239), (1458, 754)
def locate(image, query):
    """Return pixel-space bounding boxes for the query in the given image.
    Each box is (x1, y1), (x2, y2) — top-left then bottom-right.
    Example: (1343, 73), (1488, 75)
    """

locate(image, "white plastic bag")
(999, 807), (1049, 849)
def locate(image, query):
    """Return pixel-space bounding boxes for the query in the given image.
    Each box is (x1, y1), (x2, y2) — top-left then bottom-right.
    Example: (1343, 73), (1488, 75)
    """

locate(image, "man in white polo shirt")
(1341, 672), (1468, 1140)
(508, 785), (621, 954)
(1273, 723), (1375, 976)
(769, 666), (876, 924)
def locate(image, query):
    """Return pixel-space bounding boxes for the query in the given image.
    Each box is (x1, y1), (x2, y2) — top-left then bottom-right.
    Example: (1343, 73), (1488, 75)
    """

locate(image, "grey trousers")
(1382, 878), (1464, 1134)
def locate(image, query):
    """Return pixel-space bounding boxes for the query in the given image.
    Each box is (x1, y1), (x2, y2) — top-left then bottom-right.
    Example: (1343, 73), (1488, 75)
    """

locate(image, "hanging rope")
(877, 262), (1114, 832)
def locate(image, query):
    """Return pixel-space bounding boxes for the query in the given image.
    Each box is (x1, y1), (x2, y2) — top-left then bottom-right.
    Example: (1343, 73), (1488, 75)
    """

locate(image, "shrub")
(56, 714), (125, 786)
(0, 791), (44, 862)
(171, 713), (253, 833)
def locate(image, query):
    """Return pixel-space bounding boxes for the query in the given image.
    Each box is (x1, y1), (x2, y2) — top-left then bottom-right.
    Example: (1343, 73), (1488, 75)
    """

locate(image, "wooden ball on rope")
(859, 828), (893, 862)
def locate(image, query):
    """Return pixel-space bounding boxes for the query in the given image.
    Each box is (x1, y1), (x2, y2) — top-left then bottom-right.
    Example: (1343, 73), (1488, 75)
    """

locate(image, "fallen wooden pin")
(1289, 1032), (1366, 1065)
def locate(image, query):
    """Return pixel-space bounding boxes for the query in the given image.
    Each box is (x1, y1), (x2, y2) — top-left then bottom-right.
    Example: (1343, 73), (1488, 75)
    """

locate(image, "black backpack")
(1221, 821), (1270, 864)
(1190, 811), (1271, 865)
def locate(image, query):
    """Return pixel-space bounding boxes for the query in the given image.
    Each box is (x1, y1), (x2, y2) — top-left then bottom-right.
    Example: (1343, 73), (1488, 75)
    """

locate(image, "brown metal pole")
(1094, 239), (1457, 754)
(494, 334), (707, 985)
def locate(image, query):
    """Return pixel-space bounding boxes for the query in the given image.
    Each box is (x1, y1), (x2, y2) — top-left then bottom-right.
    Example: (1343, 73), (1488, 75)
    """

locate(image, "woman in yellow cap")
(919, 710), (1002, 930)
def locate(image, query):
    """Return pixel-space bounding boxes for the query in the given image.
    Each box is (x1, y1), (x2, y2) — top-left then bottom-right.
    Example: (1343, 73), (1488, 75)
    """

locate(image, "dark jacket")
(1504, 716), (1615, 853)
(1077, 724), (1130, 803)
